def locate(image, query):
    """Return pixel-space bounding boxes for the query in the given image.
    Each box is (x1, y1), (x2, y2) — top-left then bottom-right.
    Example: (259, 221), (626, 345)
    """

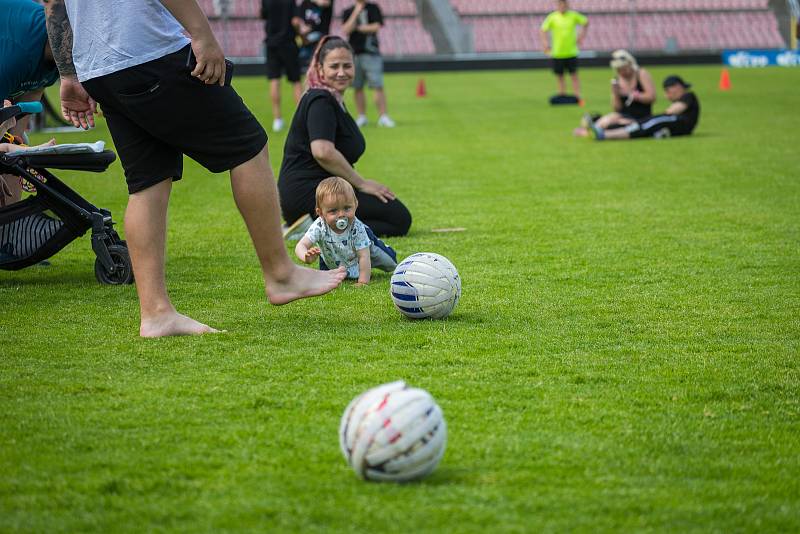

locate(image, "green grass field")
(2, 64), (799, 532)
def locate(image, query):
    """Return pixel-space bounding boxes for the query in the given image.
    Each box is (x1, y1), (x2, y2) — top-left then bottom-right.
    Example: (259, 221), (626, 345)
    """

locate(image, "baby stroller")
(0, 102), (133, 284)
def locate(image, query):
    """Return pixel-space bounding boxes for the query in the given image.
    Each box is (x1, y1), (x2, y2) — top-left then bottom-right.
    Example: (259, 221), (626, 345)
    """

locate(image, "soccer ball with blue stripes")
(339, 380), (447, 482)
(390, 252), (461, 319)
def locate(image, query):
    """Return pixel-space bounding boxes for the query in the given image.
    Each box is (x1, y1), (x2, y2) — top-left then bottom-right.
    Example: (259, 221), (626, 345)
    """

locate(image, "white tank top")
(66, 0), (190, 81)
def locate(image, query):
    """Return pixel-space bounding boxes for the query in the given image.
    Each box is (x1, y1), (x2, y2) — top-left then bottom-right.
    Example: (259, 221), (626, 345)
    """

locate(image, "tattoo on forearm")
(43, 0), (76, 76)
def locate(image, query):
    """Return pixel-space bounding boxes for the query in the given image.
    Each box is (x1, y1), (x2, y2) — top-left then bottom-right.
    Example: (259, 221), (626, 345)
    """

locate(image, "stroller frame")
(0, 149), (133, 285)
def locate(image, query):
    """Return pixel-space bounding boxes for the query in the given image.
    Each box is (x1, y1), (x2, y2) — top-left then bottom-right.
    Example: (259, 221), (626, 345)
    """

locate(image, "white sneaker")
(377, 114), (396, 128)
(272, 118), (284, 132)
(653, 127), (672, 139)
(282, 214), (313, 241)
(355, 115), (368, 127)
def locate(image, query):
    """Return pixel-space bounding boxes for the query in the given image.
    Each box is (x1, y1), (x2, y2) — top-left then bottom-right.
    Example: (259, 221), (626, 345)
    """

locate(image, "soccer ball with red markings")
(390, 252), (461, 319)
(339, 381), (447, 482)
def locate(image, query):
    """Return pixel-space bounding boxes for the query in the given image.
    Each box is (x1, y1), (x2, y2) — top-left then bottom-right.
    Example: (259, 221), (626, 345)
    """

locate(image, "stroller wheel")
(95, 244), (134, 285)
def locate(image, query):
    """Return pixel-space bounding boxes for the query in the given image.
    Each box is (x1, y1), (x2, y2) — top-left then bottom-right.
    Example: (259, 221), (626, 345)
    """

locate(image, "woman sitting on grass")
(278, 36), (411, 240)
(574, 49), (655, 136)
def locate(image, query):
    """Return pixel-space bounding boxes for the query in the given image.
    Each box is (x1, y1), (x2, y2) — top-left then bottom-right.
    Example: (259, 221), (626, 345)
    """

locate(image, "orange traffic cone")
(416, 78), (427, 98)
(719, 68), (731, 91)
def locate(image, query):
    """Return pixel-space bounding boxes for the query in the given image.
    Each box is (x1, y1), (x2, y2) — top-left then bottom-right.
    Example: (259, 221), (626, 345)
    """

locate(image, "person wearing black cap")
(588, 75), (700, 141)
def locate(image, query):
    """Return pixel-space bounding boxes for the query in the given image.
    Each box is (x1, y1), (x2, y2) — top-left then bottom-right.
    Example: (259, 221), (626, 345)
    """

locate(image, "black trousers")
(627, 115), (693, 139)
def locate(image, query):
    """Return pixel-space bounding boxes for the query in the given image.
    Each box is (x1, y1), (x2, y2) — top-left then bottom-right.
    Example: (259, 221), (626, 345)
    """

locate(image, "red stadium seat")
(198, 0), (784, 57)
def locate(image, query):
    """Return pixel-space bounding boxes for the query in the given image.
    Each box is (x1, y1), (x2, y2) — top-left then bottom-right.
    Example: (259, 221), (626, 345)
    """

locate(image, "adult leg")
(292, 81), (303, 104)
(352, 56), (368, 124)
(374, 88), (387, 116)
(355, 193), (412, 237)
(595, 112), (622, 129)
(556, 73), (566, 95)
(230, 146), (345, 304)
(126, 179), (219, 337)
(599, 127), (631, 140)
(601, 115), (680, 140)
(366, 56), (388, 118)
(354, 88), (367, 117)
(269, 79), (282, 119)
(286, 44), (303, 105)
(279, 193), (316, 227)
(570, 72), (581, 97)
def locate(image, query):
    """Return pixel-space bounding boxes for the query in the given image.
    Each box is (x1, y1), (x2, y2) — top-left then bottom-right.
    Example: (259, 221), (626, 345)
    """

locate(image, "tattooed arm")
(42, 0), (95, 129)
(43, 0), (75, 76)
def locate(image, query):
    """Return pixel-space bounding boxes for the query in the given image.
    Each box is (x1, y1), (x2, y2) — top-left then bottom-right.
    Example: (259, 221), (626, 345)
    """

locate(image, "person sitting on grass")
(585, 75), (700, 141)
(295, 176), (397, 286)
(573, 49), (655, 136)
(278, 35), (411, 241)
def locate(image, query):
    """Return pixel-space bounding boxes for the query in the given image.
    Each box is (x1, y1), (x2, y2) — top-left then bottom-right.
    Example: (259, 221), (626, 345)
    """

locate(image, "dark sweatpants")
(627, 114), (694, 139)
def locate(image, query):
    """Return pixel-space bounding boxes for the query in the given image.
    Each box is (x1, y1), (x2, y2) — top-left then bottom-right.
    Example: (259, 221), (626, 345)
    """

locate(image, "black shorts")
(266, 42), (301, 82)
(82, 45), (267, 194)
(628, 114), (694, 139)
(552, 57), (578, 75)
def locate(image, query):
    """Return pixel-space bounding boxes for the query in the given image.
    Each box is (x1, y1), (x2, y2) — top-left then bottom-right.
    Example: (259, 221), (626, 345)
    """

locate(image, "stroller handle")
(0, 101), (44, 123)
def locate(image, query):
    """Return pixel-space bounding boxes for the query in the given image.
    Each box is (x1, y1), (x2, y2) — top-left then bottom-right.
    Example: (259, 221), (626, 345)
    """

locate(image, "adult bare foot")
(140, 311), (221, 338)
(266, 265), (346, 305)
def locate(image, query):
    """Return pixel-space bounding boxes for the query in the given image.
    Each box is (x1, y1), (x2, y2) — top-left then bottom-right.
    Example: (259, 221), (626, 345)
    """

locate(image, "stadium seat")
(198, 0), (784, 58)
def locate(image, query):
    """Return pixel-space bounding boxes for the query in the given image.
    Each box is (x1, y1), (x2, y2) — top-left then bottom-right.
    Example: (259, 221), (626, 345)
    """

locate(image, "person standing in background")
(341, 0), (395, 128)
(297, 0), (334, 71)
(261, 0), (305, 132)
(539, 0), (589, 100)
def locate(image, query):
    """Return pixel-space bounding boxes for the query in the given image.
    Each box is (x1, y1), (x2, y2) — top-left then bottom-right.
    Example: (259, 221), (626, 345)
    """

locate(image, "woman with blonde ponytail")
(278, 36), (411, 239)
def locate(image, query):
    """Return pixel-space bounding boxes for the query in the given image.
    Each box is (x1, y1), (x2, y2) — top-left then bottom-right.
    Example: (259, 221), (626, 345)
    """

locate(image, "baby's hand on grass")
(303, 247), (321, 263)
(354, 281), (368, 288)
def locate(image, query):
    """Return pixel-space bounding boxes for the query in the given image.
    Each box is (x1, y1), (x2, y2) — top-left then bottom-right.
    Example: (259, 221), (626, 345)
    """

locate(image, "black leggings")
(353, 193), (412, 237)
(281, 188), (412, 237)
(627, 115), (692, 138)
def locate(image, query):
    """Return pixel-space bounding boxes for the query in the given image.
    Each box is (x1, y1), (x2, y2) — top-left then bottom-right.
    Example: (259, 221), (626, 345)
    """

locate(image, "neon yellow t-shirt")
(541, 10), (588, 59)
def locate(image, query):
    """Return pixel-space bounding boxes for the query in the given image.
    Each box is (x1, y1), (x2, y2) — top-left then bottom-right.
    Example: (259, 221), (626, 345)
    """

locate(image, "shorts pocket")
(117, 79), (163, 98)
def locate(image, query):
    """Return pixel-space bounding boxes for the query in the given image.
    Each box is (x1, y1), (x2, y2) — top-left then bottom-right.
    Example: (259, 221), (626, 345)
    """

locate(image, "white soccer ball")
(339, 380), (447, 482)
(390, 252), (461, 319)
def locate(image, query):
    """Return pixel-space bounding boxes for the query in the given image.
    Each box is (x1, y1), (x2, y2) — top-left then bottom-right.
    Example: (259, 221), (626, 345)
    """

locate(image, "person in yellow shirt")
(539, 0), (589, 99)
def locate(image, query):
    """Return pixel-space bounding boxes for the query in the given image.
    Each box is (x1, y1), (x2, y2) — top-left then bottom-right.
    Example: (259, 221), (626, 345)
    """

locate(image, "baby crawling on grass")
(295, 176), (397, 286)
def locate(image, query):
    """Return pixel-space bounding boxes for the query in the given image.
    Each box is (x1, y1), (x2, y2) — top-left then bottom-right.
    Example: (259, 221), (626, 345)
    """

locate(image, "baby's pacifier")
(335, 217), (349, 230)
